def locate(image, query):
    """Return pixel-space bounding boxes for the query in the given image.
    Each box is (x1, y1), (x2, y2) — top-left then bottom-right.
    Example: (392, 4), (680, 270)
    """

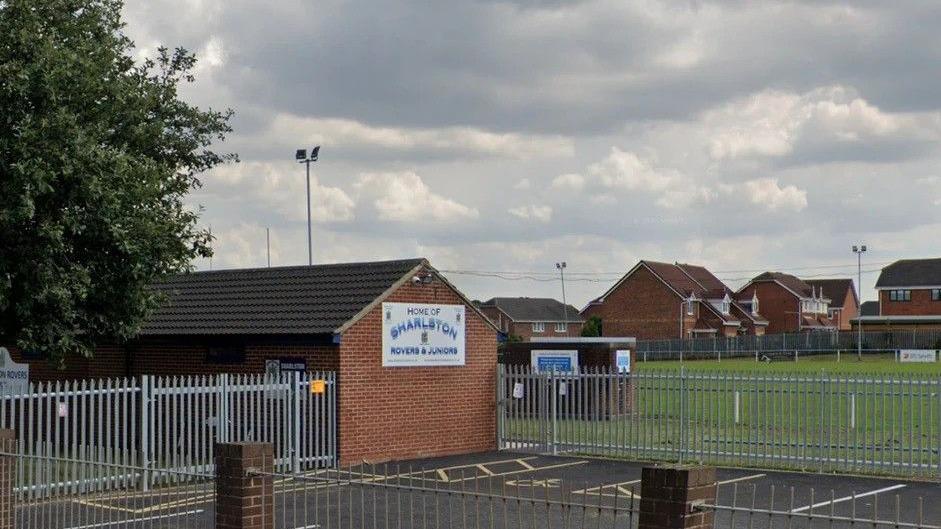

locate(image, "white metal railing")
(0, 371), (337, 498)
(497, 366), (941, 479)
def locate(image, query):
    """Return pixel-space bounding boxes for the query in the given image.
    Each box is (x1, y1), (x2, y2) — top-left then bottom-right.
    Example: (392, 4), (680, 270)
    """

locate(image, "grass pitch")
(634, 352), (941, 375)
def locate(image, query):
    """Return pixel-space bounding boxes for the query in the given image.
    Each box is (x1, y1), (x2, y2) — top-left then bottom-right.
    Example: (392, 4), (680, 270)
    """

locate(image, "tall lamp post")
(295, 146), (320, 265)
(852, 244), (867, 361)
(556, 262), (568, 336)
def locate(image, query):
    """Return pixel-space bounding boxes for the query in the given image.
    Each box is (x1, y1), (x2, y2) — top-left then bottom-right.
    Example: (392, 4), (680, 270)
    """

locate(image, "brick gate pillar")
(639, 465), (716, 529)
(214, 442), (274, 529)
(0, 429), (15, 529)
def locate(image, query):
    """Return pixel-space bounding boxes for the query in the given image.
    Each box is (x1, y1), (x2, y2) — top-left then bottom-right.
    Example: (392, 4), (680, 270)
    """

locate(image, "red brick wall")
(337, 272), (498, 466)
(739, 282), (800, 334)
(830, 289), (859, 331)
(8, 342), (339, 381)
(879, 289), (941, 316)
(583, 266), (683, 340)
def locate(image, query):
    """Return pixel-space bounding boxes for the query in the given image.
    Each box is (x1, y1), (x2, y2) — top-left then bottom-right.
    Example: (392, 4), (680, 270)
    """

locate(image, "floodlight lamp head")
(295, 149), (307, 160)
(310, 146), (320, 161)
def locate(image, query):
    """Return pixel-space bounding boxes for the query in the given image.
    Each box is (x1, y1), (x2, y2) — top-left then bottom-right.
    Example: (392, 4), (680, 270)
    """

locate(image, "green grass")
(502, 365), (941, 478)
(634, 353), (941, 375)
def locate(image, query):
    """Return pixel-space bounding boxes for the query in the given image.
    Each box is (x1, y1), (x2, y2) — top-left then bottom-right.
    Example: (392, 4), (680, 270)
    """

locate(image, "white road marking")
(64, 509), (203, 529)
(718, 474), (766, 486)
(790, 484), (907, 513)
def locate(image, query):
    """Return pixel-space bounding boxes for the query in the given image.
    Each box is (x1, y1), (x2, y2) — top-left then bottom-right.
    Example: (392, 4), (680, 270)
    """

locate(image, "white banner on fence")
(0, 347), (28, 396)
(382, 302), (466, 367)
(898, 349), (938, 363)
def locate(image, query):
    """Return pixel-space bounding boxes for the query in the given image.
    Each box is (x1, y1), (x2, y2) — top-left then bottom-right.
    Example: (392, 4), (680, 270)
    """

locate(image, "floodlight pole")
(556, 262), (568, 336)
(296, 147), (320, 266)
(853, 244), (867, 361)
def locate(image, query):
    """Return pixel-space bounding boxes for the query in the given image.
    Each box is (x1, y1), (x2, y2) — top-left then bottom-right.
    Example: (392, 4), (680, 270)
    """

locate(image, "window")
(889, 289), (911, 302)
(532, 322), (545, 333)
(686, 300), (695, 316)
(555, 322), (566, 333)
(933, 289), (941, 301)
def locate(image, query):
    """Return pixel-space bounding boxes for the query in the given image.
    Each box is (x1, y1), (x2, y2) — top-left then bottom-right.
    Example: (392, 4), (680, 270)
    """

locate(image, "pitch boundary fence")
(497, 365), (941, 479)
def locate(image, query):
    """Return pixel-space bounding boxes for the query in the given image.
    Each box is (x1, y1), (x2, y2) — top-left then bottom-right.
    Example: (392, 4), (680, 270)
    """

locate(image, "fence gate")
(0, 371), (337, 497)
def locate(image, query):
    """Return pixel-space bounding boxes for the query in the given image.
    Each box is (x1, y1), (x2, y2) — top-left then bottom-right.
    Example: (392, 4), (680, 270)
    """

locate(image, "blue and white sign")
(898, 349), (938, 363)
(0, 347), (28, 396)
(531, 350), (578, 374)
(616, 350), (631, 373)
(382, 302), (465, 367)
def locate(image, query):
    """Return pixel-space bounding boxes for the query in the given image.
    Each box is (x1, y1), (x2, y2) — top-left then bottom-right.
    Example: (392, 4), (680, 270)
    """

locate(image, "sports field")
(634, 352), (941, 375)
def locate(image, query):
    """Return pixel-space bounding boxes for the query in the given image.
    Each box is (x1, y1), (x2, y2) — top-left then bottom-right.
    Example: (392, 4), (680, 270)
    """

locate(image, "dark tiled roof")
(141, 258), (426, 336)
(805, 279), (856, 309)
(860, 300), (879, 316)
(479, 297), (583, 322)
(875, 258), (941, 288)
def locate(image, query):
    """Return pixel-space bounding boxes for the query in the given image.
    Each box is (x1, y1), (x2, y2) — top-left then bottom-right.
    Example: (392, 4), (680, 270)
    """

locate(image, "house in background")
(736, 272), (836, 334)
(477, 297), (584, 341)
(805, 279), (859, 330)
(852, 258), (941, 331)
(581, 260), (767, 340)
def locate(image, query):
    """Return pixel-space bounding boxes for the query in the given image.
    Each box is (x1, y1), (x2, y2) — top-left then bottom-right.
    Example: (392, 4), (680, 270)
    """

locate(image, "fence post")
(0, 429), (14, 529)
(292, 371), (301, 475)
(140, 375), (151, 491)
(678, 367), (687, 464)
(219, 374), (230, 444)
(215, 442), (274, 529)
(639, 465), (716, 529)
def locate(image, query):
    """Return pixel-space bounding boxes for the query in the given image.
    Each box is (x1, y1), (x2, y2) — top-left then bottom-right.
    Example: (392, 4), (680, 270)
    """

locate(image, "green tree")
(0, 0), (236, 365)
(581, 316), (602, 337)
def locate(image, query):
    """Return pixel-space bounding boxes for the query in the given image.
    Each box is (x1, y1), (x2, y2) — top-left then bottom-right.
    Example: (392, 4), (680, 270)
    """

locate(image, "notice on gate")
(382, 302), (465, 367)
(898, 349), (938, 363)
(0, 348), (28, 396)
(531, 350), (578, 374)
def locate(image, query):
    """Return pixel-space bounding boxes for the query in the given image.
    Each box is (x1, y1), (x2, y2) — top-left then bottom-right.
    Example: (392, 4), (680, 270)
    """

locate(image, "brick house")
(736, 272), (837, 334)
(580, 261), (767, 340)
(805, 279), (859, 331)
(6, 258), (499, 465)
(477, 297), (583, 341)
(852, 258), (941, 331)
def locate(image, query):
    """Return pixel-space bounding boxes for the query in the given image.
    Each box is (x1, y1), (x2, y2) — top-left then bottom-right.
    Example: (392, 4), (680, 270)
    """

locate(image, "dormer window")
(721, 294), (730, 315)
(751, 294), (759, 315)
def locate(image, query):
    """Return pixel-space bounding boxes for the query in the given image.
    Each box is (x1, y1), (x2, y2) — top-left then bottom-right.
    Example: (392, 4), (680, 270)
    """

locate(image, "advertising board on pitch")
(382, 302), (466, 367)
(898, 349), (938, 363)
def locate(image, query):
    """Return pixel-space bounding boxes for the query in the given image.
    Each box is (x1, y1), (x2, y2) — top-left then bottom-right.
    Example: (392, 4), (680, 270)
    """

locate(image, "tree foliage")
(581, 316), (602, 337)
(0, 0), (236, 365)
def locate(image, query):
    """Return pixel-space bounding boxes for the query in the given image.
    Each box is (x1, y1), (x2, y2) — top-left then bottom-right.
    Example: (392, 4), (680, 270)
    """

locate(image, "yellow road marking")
(475, 464), (495, 476)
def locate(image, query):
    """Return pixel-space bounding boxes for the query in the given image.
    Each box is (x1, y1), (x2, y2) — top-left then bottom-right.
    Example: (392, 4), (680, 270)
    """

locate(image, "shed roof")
(141, 258), (427, 336)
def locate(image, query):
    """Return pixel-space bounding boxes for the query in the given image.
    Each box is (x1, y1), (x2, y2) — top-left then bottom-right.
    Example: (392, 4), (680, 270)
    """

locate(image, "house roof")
(859, 300), (879, 316)
(805, 279), (857, 309)
(745, 272), (829, 300)
(676, 263), (730, 298)
(875, 258), (941, 288)
(479, 297), (584, 323)
(141, 258), (428, 336)
(644, 261), (704, 297)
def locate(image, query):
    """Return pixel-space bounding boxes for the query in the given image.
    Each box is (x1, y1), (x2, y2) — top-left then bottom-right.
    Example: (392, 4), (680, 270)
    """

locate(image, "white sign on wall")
(382, 302), (466, 367)
(616, 350), (631, 373)
(898, 349), (938, 363)
(0, 348), (28, 396)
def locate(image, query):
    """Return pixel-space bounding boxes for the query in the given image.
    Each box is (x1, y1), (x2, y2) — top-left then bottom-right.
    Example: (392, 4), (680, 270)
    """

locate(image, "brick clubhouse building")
(581, 260), (768, 340)
(6, 258), (499, 465)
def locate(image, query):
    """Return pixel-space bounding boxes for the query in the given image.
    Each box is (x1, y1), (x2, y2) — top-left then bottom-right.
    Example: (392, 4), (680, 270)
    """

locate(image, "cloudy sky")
(123, 0), (941, 307)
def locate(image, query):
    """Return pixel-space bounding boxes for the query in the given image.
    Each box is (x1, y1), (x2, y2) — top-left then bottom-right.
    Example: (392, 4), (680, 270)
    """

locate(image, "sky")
(122, 0), (941, 308)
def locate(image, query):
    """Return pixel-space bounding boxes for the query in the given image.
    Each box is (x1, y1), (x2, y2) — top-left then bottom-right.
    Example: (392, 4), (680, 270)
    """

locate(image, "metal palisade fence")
(635, 329), (941, 360)
(0, 371), (336, 498)
(497, 365), (941, 479)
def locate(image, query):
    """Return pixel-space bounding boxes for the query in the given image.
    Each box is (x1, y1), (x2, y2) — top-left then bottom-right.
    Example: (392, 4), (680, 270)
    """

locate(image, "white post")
(734, 391), (740, 424)
(850, 393), (856, 429)
(293, 371), (302, 474)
